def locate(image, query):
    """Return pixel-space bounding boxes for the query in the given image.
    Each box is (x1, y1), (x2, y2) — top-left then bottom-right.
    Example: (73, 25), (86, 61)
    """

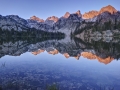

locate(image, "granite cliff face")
(45, 16), (59, 26)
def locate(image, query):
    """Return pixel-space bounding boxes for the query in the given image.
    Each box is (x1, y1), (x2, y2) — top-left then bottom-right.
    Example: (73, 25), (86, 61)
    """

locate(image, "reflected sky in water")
(0, 51), (120, 90)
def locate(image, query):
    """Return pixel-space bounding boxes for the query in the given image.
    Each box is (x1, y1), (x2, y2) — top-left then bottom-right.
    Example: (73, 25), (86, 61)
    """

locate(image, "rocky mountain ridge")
(82, 5), (117, 19)
(0, 5), (119, 36)
(0, 10), (82, 33)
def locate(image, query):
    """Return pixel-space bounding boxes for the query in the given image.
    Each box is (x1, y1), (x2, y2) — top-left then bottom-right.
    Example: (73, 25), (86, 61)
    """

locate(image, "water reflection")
(32, 49), (114, 64)
(0, 37), (120, 90)
(81, 52), (114, 64)
(1, 36), (120, 64)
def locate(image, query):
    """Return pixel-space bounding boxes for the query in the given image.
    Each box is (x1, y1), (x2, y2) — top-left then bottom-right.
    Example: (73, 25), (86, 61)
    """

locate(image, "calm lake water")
(0, 37), (120, 90)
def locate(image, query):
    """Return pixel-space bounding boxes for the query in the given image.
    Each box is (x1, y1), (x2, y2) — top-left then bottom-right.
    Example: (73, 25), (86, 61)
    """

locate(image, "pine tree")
(114, 18), (117, 29)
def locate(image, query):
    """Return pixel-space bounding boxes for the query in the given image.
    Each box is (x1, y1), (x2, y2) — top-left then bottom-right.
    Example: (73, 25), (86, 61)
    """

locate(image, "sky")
(0, 0), (119, 20)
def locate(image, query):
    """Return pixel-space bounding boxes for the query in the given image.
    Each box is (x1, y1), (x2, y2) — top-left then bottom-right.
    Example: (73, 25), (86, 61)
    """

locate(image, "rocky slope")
(0, 15), (29, 31)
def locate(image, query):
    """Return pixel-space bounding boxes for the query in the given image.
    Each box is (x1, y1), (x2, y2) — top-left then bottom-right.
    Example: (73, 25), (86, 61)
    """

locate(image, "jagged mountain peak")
(46, 16), (59, 22)
(63, 12), (70, 18)
(82, 10), (99, 19)
(30, 15), (44, 22)
(75, 10), (82, 17)
(99, 5), (117, 14)
(82, 5), (117, 19)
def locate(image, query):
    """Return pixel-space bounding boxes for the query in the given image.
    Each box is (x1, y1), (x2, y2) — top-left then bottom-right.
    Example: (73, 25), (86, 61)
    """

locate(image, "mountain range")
(0, 5), (120, 36)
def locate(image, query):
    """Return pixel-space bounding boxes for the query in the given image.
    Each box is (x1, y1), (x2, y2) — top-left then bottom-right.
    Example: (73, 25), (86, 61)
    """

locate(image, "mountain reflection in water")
(1, 36), (119, 63)
(0, 36), (120, 90)
(32, 49), (114, 64)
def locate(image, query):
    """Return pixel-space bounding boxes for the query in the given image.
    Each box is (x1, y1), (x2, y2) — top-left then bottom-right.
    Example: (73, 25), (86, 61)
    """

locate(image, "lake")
(0, 36), (120, 90)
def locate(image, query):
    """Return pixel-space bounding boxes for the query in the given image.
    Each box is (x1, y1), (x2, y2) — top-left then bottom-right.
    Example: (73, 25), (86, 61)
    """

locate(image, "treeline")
(91, 40), (120, 60)
(0, 36), (64, 45)
(92, 19), (120, 32)
(73, 21), (94, 35)
(73, 19), (120, 35)
(0, 28), (65, 38)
